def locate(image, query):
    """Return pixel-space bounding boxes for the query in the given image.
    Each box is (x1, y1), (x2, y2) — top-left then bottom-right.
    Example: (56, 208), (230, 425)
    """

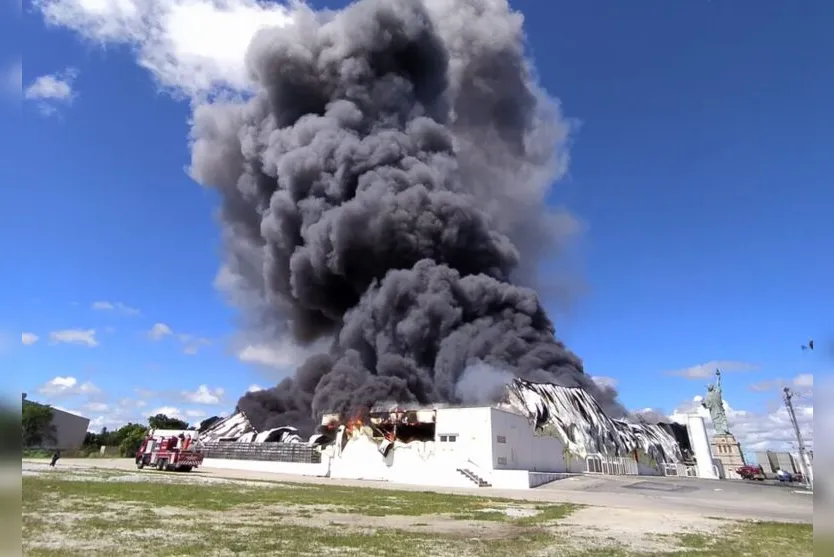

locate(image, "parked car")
(736, 464), (765, 481)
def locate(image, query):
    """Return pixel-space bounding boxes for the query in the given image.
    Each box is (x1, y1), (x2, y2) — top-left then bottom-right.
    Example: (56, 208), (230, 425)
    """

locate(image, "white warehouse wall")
(329, 433), (475, 488)
(328, 406), (584, 488)
(488, 408), (570, 473)
(434, 407), (494, 472)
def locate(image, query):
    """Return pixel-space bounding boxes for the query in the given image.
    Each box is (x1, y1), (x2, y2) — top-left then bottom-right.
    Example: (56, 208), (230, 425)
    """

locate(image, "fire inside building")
(195, 379), (708, 489)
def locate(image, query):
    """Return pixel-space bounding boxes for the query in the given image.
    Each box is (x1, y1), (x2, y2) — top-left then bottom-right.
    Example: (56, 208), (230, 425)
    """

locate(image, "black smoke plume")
(189, 0), (615, 436)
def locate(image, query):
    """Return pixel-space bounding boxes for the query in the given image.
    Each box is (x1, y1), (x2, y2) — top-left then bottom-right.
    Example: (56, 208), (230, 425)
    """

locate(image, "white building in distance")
(23, 396), (89, 451)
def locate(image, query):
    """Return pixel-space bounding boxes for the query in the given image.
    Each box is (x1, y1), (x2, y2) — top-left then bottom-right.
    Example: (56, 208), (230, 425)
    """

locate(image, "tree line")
(22, 400), (222, 457)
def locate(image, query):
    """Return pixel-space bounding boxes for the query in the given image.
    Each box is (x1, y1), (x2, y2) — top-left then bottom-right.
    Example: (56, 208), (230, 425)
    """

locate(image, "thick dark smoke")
(189, 0), (615, 436)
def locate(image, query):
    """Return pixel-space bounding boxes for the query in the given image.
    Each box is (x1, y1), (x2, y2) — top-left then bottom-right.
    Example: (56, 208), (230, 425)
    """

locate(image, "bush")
(119, 429), (146, 457)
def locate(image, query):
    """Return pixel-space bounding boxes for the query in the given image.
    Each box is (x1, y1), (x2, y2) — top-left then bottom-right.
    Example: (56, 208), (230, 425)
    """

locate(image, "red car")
(736, 464), (765, 481)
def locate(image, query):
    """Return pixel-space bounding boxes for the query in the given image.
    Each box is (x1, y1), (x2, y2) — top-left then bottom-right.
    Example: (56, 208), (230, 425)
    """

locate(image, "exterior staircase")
(456, 467), (491, 487)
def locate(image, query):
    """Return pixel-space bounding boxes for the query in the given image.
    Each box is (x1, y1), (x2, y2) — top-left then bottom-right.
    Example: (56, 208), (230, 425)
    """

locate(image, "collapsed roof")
(198, 408), (305, 444)
(502, 379), (682, 464)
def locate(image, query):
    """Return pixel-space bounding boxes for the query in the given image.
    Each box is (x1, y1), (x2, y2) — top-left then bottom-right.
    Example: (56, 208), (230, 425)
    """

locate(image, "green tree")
(21, 401), (56, 447)
(148, 414), (188, 430)
(81, 423), (148, 455)
(119, 427), (147, 457)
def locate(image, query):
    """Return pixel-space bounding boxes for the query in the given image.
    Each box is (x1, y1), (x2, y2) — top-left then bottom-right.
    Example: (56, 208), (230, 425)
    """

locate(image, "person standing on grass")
(49, 449), (61, 467)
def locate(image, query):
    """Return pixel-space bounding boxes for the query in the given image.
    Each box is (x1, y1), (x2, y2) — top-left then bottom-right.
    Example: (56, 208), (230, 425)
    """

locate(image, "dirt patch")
(237, 503), (523, 539)
(24, 496), (206, 554)
(552, 506), (724, 553)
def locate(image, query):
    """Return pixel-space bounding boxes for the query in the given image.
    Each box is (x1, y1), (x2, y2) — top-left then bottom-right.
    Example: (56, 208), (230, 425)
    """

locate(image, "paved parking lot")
(539, 473), (813, 522)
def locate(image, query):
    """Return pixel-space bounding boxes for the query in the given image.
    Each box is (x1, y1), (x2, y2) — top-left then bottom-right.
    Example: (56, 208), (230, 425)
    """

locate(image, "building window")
(497, 457), (507, 465)
(497, 435), (507, 444)
(439, 434), (457, 443)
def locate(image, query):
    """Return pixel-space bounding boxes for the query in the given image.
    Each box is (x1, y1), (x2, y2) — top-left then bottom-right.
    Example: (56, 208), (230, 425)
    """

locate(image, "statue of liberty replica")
(702, 369), (730, 435)
(702, 369), (746, 476)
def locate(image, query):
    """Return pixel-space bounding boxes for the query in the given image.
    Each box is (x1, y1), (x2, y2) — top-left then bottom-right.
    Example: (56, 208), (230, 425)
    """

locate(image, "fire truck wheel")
(157, 459), (166, 471)
(179, 466), (192, 472)
(136, 460), (144, 470)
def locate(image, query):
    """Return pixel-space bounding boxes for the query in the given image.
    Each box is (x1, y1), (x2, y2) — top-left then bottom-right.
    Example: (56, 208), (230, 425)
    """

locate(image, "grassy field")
(21, 467), (813, 556)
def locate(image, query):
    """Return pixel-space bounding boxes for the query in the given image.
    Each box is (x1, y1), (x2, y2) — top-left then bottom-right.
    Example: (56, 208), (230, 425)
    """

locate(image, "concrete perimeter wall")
(202, 458), (330, 477)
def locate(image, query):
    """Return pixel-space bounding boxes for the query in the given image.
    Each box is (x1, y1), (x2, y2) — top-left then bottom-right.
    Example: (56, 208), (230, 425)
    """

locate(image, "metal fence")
(197, 442), (321, 464)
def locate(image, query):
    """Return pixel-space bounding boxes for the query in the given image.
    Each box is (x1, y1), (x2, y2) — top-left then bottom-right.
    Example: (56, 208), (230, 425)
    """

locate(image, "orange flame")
(346, 411), (364, 435)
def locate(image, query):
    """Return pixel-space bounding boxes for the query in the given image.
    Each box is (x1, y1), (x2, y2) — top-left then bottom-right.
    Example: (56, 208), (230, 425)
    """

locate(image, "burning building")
(196, 378), (695, 489)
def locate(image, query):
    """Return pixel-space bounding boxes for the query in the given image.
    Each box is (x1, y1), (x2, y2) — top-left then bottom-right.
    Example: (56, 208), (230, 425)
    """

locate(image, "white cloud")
(82, 401), (109, 413)
(237, 336), (330, 372)
(116, 396), (148, 411)
(23, 67), (78, 116)
(72, 387), (220, 431)
(149, 406), (181, 416)
(147, 406), (190, 422)
(181, 384), (224, 405)
(36, 375), (102, 398)
(665, 360), (758, 380)
(33, 0), (292, 100)
(185, 408), (207, 419)
(148, 322), (172, 340)
(793, 373), (813, 389)
(247, 384), (264, 392)
(87, 416), (115, 433)
(749, 373), (814, 395)
(76, 397), (152, 433)
(670, 396), (813, 454)
(178, 333), (211, 355)
(25, 71), (74, 100)
(49, 328), (98, 347)
(134, 388), (155, 400)
(92, 300), (141, 315)
(21, 332), (39, 345)
(147, 323), (211, 354)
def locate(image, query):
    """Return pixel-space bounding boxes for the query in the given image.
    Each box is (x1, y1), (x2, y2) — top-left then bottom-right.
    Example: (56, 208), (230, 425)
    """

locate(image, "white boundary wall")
(202, 458), (330, 477)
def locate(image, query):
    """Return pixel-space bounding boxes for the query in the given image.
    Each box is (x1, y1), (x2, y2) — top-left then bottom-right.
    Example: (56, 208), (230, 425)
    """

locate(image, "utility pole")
(782, 387), (812, 489)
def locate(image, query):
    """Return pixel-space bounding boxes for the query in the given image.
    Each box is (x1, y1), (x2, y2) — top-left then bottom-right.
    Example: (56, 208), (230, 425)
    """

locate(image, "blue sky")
(2, 0), (828, 451)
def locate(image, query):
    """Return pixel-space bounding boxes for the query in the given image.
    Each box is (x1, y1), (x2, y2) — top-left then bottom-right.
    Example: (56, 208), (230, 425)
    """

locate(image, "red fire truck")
(135, 431), (204, 472)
